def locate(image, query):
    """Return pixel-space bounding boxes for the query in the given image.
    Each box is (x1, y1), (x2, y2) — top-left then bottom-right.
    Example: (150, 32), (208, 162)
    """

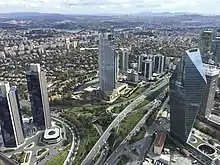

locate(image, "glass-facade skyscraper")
(26, 64), (51, 130)
(0, 82), (24, 147)
(99, 33), (116, 93)
(170, 48), (207, 143)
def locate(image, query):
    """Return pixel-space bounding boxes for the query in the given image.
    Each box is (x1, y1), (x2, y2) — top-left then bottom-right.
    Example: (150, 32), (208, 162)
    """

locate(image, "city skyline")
(0, 0), (220, 15)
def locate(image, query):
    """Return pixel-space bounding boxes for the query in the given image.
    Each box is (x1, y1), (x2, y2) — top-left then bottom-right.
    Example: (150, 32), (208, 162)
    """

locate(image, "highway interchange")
(81, 76), (169, 165)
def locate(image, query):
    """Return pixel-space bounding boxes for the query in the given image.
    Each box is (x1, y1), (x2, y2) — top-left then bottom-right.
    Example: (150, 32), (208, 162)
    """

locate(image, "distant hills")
(0, 12), (213, 19)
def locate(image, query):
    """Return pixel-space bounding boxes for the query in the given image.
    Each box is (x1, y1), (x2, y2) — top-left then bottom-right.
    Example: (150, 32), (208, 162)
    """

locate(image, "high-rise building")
(99, 33), (116, 93)
(26, 64), (51, 130)
(211, 37), (220, 64)
(170, 48), (207, 143)
(199, 64), (219, 117)
(143, 59), (153, 81)
(154, 54), (165, 73)
(65, 38), (70, 50)
(200, 30), (215, 61)
(120, 48), (129, 73)
(0, 82), (24, 147)
(138, 54), (147, 72)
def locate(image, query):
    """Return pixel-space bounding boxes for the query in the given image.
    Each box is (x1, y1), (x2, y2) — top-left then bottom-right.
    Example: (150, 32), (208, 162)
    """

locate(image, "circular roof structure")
(44, 127), (60, 140)
(189, 136), (197, 144)
(198, 144), (216, 155)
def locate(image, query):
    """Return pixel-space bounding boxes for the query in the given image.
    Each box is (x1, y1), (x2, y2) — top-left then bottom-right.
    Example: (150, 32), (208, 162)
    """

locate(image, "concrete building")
(26, 64), (51, 130)
(138, 54), (148, 72)
(0, 82), (24, 148)
(127, 69), (139, 83)
(154, 132), (167, 155)
(99, 33), (116, 93)
(120, 48), (129, 73)
(143, 59), (153, 81)
(200, 64), (219, 118)
(43, 127), (62, 144)
(65, 38), (70, 50)
(154, 54), (165, 73)
(212, 37), (220, 64)
(170, 48), (207, 143)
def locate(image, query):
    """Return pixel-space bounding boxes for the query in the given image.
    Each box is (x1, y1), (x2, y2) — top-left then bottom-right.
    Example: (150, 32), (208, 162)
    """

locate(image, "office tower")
(154, 54), (165, 73)
(199, 64), (219, 117)
(211, 37), (220, 64)
(138, 54), (149, 73)
(26, 64), (51, 130)
(0, 82), (24, 147)
(143, 59), (153, 81)
(160, 56), (165, 73)
(99, 33), (116, 93)
(170, 48), (207, 143)
(200, 30), (215, 61)
(120, 48), (129, 73)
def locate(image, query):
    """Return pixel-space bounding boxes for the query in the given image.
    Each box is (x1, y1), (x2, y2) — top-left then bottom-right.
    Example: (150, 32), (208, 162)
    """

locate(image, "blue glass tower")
(26, 64), (51, 130)
(0, 82), (24, 147)
(170, 48), (207, 143)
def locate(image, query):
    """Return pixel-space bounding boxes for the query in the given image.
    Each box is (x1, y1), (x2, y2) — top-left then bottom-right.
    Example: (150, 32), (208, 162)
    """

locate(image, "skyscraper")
(138, 54), (147, 73)
(143, 59), (153, 81)
(26, 64), (51, 130)
(211, 37), (220, 64)
(120, 48), (129, 73)
(0, 82), (24, 147)
(154, 54), (165, 73)
(200, 30), (215, 61)
(199, 64), (219, 118)
(170, 48), (207, 143)
(99, 33), (116, 93)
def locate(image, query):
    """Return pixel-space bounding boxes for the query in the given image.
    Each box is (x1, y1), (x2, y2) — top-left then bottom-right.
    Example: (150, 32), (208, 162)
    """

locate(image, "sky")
(0, 0), (219, 15)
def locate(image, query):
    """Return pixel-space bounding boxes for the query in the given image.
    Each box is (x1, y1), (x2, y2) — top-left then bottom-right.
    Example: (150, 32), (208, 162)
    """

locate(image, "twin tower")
(0, 64), (51, 148)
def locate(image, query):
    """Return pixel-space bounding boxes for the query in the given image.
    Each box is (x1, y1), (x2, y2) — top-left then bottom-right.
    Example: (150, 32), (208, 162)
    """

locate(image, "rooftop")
(203, 63), (220, 77)
(154, 132), (167, 147)
(44, 127), (60, 140)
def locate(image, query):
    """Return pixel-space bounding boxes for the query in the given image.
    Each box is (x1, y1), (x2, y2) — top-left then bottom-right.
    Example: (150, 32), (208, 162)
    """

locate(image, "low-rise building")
(154, 132), (167, 155)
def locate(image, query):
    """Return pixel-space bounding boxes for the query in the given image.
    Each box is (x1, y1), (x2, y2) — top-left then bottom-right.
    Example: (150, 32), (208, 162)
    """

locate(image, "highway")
(81, 79), (169, 165)
(105, 94), (169, 165)
(51, 116), (79, 165)
(104, 101), (159, 165)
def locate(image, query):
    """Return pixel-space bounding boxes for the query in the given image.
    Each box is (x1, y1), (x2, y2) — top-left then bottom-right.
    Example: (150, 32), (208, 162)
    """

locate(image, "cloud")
(0, 0), (219, 14)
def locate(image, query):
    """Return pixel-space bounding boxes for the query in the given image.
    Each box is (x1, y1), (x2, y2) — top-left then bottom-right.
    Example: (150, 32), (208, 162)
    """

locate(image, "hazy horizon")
(0, 0), (219, 15)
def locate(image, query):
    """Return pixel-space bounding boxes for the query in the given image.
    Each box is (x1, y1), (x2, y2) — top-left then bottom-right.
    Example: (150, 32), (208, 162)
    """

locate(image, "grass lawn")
(134, 99), (150, 110)
(129, 127), (146, 144)
(46, 145), (70, 165)
(117, 112), (144, 142)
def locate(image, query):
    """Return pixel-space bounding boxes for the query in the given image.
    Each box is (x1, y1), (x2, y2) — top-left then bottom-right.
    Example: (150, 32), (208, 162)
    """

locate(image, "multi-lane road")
(81, 79), (169, 165)
(51, 116), (79, 165)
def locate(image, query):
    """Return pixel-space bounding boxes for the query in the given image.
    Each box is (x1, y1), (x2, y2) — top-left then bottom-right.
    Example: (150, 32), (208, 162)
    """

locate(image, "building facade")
(200, 30), (215, 62)
(0, 82), (24, 147)
(143, 59), (153, 80)
(212, 37), (220, 64)
(170, 48), (207, 143)
(26, 64), (51, 130)
(99, 33), (116, 93)
(199, 64), (219, 117)
(120, 48), (129, 73)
